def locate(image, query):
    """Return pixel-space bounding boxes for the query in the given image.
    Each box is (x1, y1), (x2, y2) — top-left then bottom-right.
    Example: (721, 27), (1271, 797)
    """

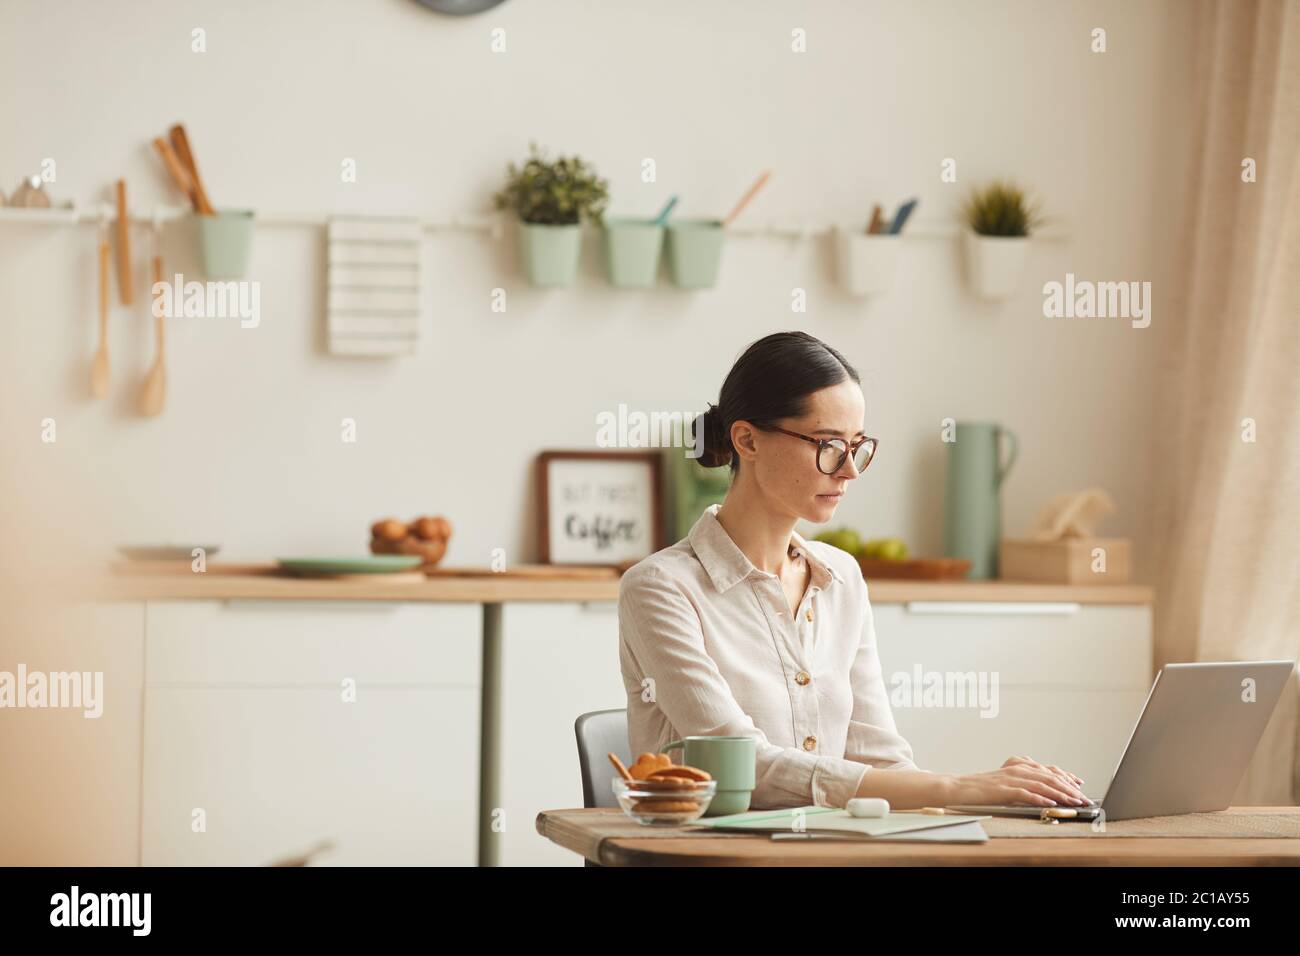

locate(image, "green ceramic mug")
(660, 735), (756, 816)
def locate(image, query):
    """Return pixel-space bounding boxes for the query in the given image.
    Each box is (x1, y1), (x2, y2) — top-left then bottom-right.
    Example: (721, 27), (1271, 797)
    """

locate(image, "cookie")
(634, 798), (701, 813)
(648, 765), (712, 782)
(633, 777), (701, 791)
(629, 752), (673, 780)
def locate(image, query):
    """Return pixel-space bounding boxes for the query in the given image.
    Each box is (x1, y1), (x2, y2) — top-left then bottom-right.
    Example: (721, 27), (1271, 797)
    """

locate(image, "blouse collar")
(688, 502), (844, 594)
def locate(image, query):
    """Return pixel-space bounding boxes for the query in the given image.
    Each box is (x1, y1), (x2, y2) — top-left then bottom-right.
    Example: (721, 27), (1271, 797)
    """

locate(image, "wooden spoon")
(90, 224), (110, 399)
(607, 752), (634, 782)
(138, 232), (166, 417)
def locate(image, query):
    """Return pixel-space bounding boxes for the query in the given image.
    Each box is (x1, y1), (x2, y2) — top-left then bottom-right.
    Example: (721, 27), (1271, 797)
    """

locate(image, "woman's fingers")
(1007, 765), (1088, 804)
(1006, 755), (1086, 794)
(1048, 763), (1086, 788)
(1007, 786), (1055, 807)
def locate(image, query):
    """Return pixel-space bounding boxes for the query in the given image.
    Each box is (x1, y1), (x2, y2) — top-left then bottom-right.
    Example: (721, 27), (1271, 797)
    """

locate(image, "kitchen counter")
(88, 564), (1155, 867)
(99, 564), (1154, 605)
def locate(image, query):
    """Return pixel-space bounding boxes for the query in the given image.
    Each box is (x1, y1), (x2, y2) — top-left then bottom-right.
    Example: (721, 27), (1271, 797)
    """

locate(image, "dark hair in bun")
(693, 331), (860, 476)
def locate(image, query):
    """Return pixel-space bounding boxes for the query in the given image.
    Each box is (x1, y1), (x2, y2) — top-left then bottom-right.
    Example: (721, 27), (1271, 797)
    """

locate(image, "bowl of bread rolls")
(369, 515), (452, 569)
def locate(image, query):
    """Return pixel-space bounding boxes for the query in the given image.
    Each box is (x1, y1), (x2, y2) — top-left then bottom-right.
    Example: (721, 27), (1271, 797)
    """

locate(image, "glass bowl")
(612, 776), (717, 826)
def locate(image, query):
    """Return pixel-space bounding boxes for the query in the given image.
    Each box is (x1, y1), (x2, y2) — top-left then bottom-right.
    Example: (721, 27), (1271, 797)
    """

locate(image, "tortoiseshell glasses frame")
(754, 424), (878, 475)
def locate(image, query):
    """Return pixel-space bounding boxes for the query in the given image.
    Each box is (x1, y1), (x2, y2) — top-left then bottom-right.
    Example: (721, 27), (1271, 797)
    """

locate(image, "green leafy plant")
(493, 142), (609, 226)
(962, 181), (1043, 237)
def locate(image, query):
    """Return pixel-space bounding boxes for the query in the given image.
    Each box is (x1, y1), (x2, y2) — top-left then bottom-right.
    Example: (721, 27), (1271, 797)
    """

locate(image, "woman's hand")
(948, 755), (1090, 807)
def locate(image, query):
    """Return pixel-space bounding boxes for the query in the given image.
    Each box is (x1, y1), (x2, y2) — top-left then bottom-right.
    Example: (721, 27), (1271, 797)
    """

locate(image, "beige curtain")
(1152, 0), (1300, 806)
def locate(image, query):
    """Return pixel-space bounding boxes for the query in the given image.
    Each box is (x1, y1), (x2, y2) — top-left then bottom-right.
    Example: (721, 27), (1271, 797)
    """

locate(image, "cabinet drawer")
(872, 602), (1152, 689)
(145, 601), (480, 686)
(142, 685), (478, 865)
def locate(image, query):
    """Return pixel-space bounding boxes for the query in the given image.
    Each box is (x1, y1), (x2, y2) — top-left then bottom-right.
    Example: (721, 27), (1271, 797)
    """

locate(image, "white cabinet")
(493, 601), (624, 867)
(141, 600), (481, 866)
(3, 600), (145, 866)
(871, 601), (1153, 792)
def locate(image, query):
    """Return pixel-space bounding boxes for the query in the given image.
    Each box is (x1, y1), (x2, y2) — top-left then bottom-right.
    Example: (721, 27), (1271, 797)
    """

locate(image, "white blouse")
(618, 503), (917, 810)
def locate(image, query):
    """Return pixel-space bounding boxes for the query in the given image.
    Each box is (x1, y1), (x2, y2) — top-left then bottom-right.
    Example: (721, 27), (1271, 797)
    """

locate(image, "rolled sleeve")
(844, 581), (918, 771)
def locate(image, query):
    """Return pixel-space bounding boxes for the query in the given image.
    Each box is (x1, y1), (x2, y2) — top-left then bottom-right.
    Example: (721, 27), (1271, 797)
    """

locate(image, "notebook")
(772, 821), (989, 844)
(696, 805), (991, 841)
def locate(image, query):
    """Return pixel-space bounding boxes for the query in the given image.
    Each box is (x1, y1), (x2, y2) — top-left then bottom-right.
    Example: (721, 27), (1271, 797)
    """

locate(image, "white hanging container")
(835, 229), (901, 297)
(962, 230), (1029, 301)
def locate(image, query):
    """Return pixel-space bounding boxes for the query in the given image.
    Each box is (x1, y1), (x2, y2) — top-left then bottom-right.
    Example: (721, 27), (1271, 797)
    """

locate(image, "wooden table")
(537, 807), (1300, 866)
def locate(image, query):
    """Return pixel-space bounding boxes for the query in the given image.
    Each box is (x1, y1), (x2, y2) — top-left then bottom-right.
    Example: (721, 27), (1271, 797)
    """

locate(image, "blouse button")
(795, 670), (811, 686)
(805, 609), (814, 622)
(802, 735), (817, 751)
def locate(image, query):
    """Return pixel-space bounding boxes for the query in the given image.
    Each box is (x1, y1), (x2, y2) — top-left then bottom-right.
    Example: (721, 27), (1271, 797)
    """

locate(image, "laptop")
(945, 660), (1295, 822)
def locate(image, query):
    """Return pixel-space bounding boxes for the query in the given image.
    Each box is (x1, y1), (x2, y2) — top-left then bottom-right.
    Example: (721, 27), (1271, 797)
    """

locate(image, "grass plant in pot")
(493, 142), (609, 287)
(961, 181), (1042, 301)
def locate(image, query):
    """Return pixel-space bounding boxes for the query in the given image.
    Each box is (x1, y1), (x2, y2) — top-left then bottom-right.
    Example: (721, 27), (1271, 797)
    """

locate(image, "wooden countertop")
(97, 563), (1154, 604)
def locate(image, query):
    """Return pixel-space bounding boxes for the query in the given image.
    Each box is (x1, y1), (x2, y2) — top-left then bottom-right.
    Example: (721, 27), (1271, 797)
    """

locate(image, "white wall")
(0, 0), (1196, 579)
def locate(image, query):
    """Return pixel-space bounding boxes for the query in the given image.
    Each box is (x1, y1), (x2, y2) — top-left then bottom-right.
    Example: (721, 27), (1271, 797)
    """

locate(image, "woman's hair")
(694, 331), (860, 475)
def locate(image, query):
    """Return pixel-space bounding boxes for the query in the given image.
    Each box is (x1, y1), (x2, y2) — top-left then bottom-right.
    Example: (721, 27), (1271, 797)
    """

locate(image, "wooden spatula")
(152, 137), (195, 211)
(168, 123), (215, 215)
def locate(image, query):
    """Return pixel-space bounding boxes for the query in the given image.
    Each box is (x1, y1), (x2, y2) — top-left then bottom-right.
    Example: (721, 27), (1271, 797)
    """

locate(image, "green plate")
(277, 556), (423, 575)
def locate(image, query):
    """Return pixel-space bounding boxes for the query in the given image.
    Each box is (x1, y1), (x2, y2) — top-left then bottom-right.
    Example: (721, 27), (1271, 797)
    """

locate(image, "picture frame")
(537, 450), (666, 568)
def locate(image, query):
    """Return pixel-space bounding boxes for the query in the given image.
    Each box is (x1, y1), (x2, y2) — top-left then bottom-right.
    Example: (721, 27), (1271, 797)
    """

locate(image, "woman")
(618, 331), (1089, 810)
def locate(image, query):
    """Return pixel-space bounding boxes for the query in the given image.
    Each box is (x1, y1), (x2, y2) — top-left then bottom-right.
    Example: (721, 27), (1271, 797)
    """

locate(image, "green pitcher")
(943, 421), (1018, 579)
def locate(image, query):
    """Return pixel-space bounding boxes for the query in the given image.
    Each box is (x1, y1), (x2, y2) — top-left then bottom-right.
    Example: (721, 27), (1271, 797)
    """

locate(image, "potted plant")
(961, 181), (1042, 300)
(493, 142), (609, 287)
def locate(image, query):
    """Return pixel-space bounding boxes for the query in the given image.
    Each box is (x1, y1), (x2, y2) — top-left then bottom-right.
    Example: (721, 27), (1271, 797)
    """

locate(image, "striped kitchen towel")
(326, 216), (422, 356)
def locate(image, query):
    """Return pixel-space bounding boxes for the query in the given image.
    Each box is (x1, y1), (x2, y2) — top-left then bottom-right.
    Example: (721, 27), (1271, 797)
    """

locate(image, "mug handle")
(996, 428), (1019, 490)
(660, 740), (684, 754)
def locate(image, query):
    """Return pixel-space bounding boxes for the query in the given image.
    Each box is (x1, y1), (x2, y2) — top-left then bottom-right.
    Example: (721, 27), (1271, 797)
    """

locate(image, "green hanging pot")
(665, 219), (725, 289)
(194, 209), (255, 279)
(518, 221), (582, 287)
(602, 218), (664, 288)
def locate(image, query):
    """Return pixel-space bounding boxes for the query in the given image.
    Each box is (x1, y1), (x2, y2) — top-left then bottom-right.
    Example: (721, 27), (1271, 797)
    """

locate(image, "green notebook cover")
(695, 805), (990, 838)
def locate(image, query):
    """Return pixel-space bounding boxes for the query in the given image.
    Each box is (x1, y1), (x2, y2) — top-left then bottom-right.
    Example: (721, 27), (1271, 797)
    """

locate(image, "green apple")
(813, 528), (861, 555)
(877, 537), (908, 561)
(860, 537), (908, 561)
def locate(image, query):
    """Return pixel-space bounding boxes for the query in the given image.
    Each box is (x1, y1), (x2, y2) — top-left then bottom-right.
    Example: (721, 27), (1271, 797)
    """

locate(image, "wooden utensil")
(607, 753), (634, 782)
(138, 223), (166, 417)
(114, 179), (133, 304)
(152, 137), (195, 210)
(168, 123), (215, 215)
(721, 170), (772, 228)
(866, 204), (884, 234)
(422, 564), (619, 580)
(90, 221), (111, 399)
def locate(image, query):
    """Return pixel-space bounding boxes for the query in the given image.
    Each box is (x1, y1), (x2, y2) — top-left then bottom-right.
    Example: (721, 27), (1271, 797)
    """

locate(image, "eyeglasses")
(756, 424), (878, 476)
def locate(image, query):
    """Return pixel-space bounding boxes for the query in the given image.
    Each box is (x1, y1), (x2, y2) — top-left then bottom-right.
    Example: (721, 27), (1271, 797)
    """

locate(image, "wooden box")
(999, 537), (1131, 584)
